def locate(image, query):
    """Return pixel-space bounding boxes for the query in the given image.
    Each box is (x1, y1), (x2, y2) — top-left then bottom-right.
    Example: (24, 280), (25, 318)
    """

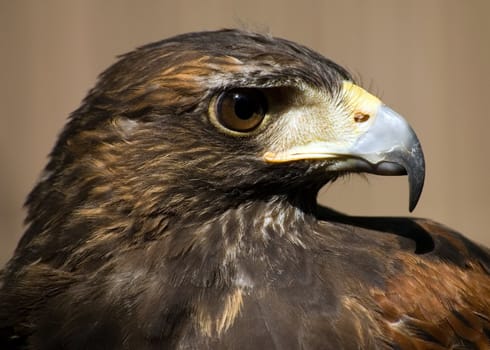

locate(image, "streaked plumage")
(0, 29), (488, 349)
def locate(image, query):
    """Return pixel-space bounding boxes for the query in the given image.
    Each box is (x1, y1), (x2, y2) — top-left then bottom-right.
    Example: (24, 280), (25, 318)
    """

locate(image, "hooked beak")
(263, 82), (425, 212)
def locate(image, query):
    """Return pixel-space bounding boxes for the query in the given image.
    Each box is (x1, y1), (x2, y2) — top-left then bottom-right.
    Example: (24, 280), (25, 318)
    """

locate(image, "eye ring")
(213, 88), (268, 133)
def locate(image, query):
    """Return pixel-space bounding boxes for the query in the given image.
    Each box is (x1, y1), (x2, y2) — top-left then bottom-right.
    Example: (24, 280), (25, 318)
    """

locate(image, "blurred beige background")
(1, 0), (489, 267)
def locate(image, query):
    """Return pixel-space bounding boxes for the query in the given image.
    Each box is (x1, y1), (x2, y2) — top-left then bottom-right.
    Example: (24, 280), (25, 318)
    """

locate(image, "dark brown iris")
(215, 88), (267, 132)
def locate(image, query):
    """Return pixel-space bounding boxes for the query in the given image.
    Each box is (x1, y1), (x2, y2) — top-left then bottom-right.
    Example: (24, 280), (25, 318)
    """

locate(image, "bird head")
(26, 30), (424, 249)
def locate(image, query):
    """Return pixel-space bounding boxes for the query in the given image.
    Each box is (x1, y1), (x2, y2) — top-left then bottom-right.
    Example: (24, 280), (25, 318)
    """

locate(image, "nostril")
(354, 112), (370, 123)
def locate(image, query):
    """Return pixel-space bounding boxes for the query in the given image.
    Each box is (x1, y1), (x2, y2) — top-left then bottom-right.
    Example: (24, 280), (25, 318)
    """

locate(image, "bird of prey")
(1, 29), (489, 350)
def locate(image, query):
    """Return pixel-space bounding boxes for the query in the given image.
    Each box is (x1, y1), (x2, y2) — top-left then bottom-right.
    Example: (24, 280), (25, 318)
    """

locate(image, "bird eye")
(215, 89), (268, 132)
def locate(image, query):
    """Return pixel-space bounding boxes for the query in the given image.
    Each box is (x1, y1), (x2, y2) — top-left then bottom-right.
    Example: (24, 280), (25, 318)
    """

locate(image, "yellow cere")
(341, 81), (382, 120)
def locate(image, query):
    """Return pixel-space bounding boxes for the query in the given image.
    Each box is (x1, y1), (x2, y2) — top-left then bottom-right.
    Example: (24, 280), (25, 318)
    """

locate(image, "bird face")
(38, 30), (424, 228)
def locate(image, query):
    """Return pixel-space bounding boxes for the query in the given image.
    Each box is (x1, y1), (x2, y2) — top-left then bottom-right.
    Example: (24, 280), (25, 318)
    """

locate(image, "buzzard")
(1, 29), (489, 349)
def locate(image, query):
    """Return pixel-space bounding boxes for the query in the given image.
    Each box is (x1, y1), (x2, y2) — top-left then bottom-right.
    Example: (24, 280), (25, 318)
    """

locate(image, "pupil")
(234, 94), (258, 120)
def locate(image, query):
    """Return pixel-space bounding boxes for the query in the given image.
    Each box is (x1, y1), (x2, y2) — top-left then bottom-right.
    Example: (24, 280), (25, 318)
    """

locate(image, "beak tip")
(408, 179), (424, 212)
(409, 199), (417, 213)
(407, 152), (425, 212)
